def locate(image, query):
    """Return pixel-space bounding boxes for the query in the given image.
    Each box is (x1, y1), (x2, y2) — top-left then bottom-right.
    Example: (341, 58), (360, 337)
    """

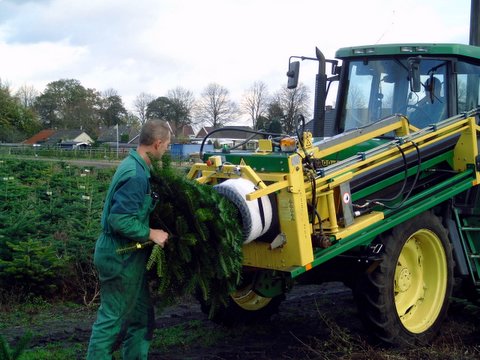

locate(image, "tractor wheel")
(198, 272), (284, 325)
(354, 211), (454, 346)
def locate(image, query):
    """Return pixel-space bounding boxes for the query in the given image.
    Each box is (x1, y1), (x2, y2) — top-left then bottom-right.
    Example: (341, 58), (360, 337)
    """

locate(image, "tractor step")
(461, 226), (480, 231)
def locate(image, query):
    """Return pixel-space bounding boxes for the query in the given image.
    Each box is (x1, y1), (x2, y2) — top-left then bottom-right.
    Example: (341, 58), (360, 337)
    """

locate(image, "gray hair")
(139, 119), (171, 145)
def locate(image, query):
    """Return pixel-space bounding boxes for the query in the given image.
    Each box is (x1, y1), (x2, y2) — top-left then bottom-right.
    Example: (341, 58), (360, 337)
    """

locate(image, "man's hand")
(149, 228), (169, 247)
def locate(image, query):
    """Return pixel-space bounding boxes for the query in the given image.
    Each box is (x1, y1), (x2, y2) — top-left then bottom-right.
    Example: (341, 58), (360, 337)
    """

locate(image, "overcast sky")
(0, 0), (473, 121)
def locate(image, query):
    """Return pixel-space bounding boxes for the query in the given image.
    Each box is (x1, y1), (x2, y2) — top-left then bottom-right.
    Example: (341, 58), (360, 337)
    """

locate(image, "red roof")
(23, 129), (56, 144)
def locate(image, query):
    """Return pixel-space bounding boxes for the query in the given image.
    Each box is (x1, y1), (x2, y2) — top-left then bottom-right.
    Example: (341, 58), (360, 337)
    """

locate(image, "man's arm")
(108, 174), (151, 241)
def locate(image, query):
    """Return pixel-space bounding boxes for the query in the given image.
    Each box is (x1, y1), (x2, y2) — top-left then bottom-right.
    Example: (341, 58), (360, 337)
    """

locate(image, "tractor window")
(456, 61), (480, 113)
(406, 61), (447, 128)
(342, 59), (408, 131)
(340, 58), (450, 132)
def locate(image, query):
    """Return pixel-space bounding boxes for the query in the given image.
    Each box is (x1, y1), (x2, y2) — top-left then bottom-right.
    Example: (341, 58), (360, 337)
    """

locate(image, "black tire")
(198, 272), (284, 326)
(354, 211), (454, 346)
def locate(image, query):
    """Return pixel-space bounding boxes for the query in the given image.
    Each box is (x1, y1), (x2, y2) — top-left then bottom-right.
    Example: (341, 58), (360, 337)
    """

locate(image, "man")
(87, 119), (171, 359)
(409, 76), (446, 128)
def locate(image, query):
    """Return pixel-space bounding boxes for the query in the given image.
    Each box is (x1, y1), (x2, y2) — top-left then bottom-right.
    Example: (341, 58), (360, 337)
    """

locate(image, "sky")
(0, 0), (473, 123)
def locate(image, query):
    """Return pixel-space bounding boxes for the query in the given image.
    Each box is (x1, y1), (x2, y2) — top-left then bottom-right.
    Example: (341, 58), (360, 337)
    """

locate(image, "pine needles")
(147, 157), (244, 313)
(0, 331), (32, 360)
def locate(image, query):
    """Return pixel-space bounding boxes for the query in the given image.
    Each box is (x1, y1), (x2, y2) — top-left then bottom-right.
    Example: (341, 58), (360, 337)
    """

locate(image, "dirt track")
(3, 282), (480, 359)
(1, 283), (358, 359)
(151, 283), (359, 360)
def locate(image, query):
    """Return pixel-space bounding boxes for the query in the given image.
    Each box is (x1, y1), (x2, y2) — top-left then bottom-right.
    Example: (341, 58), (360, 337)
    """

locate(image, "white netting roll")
(214, 178), (273, 244)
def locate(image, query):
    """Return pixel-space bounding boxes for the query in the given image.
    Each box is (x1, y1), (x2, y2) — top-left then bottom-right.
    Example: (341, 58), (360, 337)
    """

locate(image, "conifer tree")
(145, 156), (244, 312)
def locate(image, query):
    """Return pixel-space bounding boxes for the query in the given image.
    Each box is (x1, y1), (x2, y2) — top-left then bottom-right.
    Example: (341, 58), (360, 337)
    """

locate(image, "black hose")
(381, 141), (422, 210)
(369, 144), (409, 203)
(354, 140), (422, 211)
(199, 126), (286, 160)
(369, 141), (422, 209)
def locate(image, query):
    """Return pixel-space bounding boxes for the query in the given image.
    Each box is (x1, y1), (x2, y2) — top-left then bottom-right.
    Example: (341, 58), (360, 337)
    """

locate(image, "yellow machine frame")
(187, 115), (480, 271)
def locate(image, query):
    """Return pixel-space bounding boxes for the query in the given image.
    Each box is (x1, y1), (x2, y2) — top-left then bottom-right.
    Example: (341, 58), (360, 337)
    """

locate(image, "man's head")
(138, 119), (171, 160)
(424, 76), (442, 100)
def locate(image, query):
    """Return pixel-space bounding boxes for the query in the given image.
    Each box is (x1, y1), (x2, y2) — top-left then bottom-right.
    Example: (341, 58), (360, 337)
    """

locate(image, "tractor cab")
(332, 44), (480, 135)
(288, 44), (480, 139)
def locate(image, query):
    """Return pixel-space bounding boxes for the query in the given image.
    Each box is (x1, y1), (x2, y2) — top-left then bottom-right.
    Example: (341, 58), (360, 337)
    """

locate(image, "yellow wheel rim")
(394, 229), (447, 333)
(231, 284), (272, 311)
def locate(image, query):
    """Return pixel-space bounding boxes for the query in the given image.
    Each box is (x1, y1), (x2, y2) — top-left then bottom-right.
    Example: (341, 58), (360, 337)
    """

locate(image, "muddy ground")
(2, 282), (480, 359)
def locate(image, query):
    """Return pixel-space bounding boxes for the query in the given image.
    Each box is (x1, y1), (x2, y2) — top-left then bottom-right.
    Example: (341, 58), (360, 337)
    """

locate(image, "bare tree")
(167, 87), (195, 137)
(195, 83), (239, 127)
(133, 92), (155, 124)
(241, 81), (269, 130)
(167, 87), (195, 110)
(273, 83), (311, 134)
(0, 78), (11, 91)
(346, 85), (367, 109)
(102, 88), (119, 98)
(15, 84), (39, 108)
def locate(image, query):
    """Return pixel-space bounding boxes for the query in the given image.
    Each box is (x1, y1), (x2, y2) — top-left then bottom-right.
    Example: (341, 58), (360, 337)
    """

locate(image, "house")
(194, 126), (215, 139)
(23, 129), (56, 145)
(97, 122), (195, 147)
(304, 106), (337, 137)
(23, 129), (94, 148)
(170, 123), (195, 141)
(97, 125), (140, 148)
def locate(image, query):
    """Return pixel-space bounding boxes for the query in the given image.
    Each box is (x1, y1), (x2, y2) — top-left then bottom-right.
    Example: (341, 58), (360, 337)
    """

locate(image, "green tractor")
(188, 43), (480, 345)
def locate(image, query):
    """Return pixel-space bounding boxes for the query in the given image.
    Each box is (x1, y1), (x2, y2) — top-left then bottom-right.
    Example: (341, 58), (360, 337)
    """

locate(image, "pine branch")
(146, 155), (243, 310)
(0, 334), (12, 360)
(0, 331), (32, 360)
(116, 241), (152, 255)
(11, 331), (32, 360)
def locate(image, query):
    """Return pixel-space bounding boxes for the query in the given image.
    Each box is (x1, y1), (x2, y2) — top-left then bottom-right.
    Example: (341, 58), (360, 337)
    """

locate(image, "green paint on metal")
(327, 139), (386, 161)
(335, 43), (480, 60)
(453, 208), (480, 286)
(204, 152), (291, 173)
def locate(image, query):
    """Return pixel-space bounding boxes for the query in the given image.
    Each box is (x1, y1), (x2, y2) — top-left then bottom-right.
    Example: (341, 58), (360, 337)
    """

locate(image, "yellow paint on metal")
(454, 117), (480, 183)
(303, 132), (314, 149)
(246, 180), (289, 201)
(257, 139), (273, 152)
(243, 184), (314, 269)
(325, 190), (339, 232)
(394, 229), (447, 333)
(231, 284), (272, 310)
(310, 117), (473, 195)
(186, 114), (479, 272)
(329, 212), (384, 240)
(308, 115), (410, 160)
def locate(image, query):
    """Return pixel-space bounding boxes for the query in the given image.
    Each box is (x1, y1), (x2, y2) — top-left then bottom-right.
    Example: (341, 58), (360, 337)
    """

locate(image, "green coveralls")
(87, 149), (156, 360)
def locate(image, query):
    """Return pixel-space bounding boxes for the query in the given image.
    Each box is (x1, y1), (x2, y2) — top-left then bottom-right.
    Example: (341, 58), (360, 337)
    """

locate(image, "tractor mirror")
(408, 57), (421, 92)
(287, 61), (300, 89)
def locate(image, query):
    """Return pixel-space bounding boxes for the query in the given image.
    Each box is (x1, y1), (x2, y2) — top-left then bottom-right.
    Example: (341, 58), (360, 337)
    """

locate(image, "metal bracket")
(269, 233), (287, 250)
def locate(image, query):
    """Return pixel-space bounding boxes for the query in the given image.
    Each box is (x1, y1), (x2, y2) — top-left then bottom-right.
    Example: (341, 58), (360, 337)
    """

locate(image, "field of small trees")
(0, 157), (113, 305)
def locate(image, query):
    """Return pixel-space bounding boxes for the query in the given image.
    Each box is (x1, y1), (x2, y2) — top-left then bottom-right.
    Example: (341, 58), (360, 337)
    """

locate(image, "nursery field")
(0, 157), (113, 305)
(1, 157), (480, 359)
